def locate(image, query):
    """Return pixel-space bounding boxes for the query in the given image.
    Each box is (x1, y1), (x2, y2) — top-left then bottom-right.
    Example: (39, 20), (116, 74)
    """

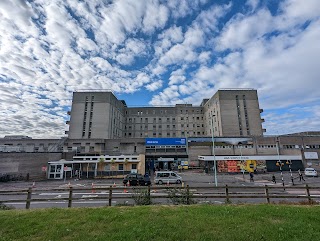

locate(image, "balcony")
(67, 111), (71, 115)
(261, 118), (265, 122)
(262, 128), (266, 132)
(66, 120), (70, 124)
(259, 109), (264, 113)
(65, 131), (69, 134)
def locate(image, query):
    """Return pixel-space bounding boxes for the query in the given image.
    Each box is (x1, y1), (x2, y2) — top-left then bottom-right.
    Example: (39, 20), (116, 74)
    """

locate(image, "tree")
(111, 158), (116, 179)
(124, 158), (129, 177)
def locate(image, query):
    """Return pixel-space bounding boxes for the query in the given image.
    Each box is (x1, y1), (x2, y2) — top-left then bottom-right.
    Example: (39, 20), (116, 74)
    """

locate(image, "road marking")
(82, 195), (98, 198)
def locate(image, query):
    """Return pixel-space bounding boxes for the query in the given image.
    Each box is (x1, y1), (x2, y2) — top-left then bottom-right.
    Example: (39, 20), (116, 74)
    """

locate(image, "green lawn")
(1, 205), (320, 241)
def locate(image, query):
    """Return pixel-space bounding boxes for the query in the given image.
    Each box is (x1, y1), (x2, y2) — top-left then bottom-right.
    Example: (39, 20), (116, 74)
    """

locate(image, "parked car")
(154, 171), (182, 185)
(304, 168), (318, 177)
(123, 173), (151, 186)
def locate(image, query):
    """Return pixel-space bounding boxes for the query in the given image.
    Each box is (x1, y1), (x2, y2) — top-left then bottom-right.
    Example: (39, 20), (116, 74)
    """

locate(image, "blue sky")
(0, 0), (319, 138)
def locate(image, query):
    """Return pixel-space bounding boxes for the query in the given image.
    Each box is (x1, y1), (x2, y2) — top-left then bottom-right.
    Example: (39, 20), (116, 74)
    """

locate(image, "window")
(132, 164), (137, 169)
(104, 164), (110, 171)
(118, 164), (124, 171)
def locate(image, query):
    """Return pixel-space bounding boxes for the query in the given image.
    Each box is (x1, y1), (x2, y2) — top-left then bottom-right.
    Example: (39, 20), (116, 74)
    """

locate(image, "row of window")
(103, 163), (137, 171)
(126, 116), (203, 123)
(125, 124), (204, 129)
(124, 131), (205, 137)
(129, 109), (203, 115)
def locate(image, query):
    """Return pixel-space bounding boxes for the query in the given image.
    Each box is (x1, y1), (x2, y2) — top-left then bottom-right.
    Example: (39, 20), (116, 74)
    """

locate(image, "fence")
(0, 185), (319, 209)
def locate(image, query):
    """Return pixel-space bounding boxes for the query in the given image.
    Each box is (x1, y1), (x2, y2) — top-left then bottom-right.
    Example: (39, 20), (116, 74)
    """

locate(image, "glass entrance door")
(48, 164), (63, 179)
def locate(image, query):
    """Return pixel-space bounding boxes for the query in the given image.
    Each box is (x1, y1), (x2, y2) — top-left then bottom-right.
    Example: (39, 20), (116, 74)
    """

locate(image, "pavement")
(0, 170), (319, 190)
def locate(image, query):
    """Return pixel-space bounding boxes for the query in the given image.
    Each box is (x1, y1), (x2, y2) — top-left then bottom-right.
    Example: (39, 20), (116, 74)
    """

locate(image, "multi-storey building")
(203, 89), (265, 137)
(67, 91), (126, 139)
(66, 89), (265, 139)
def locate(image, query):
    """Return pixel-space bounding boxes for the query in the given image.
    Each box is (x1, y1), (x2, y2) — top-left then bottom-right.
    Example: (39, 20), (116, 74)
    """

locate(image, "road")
(1, 171), (320, 208)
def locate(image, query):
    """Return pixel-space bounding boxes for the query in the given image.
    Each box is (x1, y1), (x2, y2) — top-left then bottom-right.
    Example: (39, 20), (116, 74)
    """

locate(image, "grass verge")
(1, 204), (320, 241)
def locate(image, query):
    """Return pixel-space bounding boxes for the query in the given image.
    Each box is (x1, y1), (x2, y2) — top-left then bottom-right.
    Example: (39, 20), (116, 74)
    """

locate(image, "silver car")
(154, 171), (182, 185)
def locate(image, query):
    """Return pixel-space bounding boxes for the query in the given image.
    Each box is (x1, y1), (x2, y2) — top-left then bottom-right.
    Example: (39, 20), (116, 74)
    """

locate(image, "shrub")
(0, 202), (15, 210)
(167, 187), (196, 205)
(132, 188), (152, 206)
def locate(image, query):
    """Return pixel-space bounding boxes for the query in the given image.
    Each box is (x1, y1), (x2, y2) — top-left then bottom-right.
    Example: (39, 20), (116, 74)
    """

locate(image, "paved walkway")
(0, 170), (318, 190)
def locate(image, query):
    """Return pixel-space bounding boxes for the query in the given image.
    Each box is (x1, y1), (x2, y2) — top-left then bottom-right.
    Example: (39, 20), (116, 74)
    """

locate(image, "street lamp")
(239, 145), (245, 180)
(276, 137), (285, 190)
(210, 114), (217, 186)
(286, 160), (294, 185)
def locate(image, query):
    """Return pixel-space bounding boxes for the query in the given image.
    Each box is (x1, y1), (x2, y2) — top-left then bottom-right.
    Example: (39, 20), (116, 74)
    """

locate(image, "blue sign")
(145, 138), (186, 146)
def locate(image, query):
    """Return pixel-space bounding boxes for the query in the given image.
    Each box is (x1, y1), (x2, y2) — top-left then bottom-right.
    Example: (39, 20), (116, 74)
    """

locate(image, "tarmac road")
(1, 170), (319, 209)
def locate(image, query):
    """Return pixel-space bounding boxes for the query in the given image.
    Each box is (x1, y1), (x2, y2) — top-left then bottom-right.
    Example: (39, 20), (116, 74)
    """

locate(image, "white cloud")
(169, 68), (186, 85)
(0, 0), (319, 137)
(143, 1), (169, 33)
(246, 0), (259, 11)
(216, 9), (273, 51)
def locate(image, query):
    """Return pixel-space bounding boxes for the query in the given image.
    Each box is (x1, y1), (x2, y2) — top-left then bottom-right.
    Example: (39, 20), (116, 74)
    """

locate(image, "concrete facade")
(66, 89), (264, 139)
(0, 152), (62, 179)
(0, 138), (66, 153)
(1, 134), (319, 179)
(203, 89), (264, 137)
(67, 92), (126, 139)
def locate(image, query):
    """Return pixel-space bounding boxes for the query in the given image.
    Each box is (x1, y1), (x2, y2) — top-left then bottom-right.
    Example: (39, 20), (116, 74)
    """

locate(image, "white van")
(154, 171), (182, 185)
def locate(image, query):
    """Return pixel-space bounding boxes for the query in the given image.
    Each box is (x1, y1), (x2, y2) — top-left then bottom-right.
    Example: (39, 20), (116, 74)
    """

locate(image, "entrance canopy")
(198, 155), (302, 161)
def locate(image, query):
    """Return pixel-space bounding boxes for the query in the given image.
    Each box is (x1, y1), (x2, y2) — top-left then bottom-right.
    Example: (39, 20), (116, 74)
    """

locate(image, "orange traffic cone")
(127, 180), (130, 187)
(113, 182), (116, 188)
(151, 189), (157, 193)
(32, 181), (36, 188)
(91, 183), (95, 193)
(123, 184), (128, 193)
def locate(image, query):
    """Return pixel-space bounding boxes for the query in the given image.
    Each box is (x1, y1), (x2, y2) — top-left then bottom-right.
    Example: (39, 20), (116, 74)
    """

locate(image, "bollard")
(26, 187), (32, 209)
(108, 185), (112, 206)
(68, 187), (73, 208)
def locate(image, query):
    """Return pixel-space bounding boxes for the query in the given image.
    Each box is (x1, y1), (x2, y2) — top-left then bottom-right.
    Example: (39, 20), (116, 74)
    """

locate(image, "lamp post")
(276, 137), (285, 190)
(211, 115), (217, 186)
(286, 160), (294, 185)
(239, 145), (245, 180)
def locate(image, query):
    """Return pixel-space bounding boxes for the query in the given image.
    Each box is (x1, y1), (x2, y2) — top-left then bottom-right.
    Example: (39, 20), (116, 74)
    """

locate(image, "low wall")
(0, 152), (62, 179)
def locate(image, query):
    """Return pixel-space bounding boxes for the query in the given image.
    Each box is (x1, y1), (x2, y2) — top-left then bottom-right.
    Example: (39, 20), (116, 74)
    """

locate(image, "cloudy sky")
(0, 0), (319, 138)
